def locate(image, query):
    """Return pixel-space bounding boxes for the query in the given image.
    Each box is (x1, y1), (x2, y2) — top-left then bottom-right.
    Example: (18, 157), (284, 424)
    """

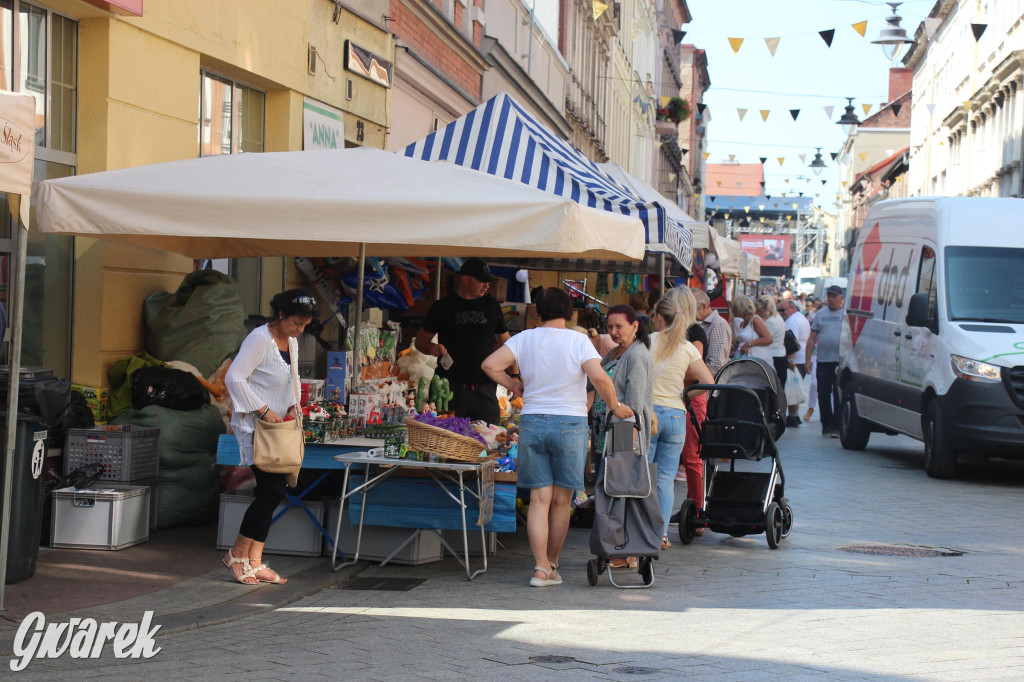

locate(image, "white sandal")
(223, 549), (258, 584)
(250, 561), (287, 584)
(529, 565), (562, 587)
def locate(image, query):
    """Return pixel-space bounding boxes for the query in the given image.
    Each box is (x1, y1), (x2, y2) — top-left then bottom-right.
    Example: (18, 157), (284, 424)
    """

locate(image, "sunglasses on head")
(292, 296), (315, 306)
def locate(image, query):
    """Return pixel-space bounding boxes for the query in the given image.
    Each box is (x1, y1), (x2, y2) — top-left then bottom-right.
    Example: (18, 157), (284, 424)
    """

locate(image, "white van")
(838, 197), (1024, 478)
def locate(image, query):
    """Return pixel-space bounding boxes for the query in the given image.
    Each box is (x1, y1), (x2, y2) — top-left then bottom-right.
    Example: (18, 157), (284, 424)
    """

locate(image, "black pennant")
(830, 152), (838, 161)
(799, 192), (804, 197)
(709, 196), (716, 203)
(766, 195), (771, 200)
(759, 156), (767, 164)
(971, 23), (987, 41)
(680, 147), (689, 156)
(672, 29), (687, 44)
(789, 109), (800, 121)
(821, 180), (827, 185)
(890, 102), (903, 117)
(696, 102), (707, 114)
(760, 180), (766, 187)
(819, 29), (835, 47)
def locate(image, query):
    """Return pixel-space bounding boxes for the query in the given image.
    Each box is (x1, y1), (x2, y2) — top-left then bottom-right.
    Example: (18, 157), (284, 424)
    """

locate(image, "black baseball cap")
(458, 257), (497, 283)
(826, 285), (844, 296)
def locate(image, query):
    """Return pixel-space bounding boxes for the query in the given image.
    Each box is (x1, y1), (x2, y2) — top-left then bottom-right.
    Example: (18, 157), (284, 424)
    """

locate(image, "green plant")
(666, 97), (690, 124)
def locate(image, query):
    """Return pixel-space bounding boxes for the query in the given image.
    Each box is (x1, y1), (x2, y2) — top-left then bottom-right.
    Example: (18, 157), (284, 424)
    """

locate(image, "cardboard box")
(325, 351), (350, 404)
(300, 379), (325, 405)
(525, 305), (578, 330)
(217, 491), (324, 557)
(502, 302), (529, 332)
(492, 278), (508, 302)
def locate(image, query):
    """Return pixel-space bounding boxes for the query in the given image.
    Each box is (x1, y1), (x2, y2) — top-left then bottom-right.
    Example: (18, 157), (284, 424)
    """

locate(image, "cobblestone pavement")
(12, 420), (1024, 680)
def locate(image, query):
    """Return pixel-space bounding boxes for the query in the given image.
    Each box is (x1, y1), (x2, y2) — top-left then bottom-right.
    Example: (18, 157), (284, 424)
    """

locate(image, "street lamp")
(808, 148), (826, 176)
(871, 2), (916, 63)
(837, 97), (861, 136)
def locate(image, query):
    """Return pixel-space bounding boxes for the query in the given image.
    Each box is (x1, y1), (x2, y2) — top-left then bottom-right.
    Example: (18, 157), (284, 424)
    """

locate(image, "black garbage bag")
(131, 366), (209, 412)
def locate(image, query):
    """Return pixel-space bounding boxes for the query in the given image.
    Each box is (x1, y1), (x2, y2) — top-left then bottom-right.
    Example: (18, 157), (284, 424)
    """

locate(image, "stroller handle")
(684, 383), (765, 404)
(604, 411), (641, 430)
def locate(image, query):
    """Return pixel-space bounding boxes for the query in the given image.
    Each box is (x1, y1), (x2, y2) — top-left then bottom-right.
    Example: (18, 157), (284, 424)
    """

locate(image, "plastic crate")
(217, 491), (324, 557)
(64, 426), (160, 482)
(51, 484), (150, 550)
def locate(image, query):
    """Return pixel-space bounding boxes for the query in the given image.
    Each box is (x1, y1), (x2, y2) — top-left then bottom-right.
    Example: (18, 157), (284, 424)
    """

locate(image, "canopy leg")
(349, 243), (366, 395)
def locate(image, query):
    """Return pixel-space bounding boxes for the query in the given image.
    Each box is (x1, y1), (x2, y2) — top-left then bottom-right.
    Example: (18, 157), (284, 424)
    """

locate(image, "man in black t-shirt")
(415, 258), (511, 424)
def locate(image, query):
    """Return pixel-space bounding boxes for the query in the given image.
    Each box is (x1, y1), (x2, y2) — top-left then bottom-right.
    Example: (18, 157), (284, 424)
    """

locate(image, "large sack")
(144, 271), (247, 377)
(111, 403), (225, 528)
(131, 366), (209, 412)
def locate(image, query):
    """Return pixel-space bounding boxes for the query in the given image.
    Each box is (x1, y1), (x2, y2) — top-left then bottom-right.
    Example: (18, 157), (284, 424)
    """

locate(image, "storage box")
(217, 490), (324, 557)
(136, 477), (159, 531)
(51, 484), (150, 550)
(325, 351), (350, 405)
(440, 529), (497, 557)
(71, 383), (109, 425)
(324, 503), (442, 565)
(300, 379), (325, 405)
(64, 426), (160, 482)
(525, 304), (578, 329)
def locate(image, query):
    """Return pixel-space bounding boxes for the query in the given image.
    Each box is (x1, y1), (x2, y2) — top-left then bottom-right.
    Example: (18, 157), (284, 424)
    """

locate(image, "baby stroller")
(587, 415), (662, 588)
(680, 356), (792, 549)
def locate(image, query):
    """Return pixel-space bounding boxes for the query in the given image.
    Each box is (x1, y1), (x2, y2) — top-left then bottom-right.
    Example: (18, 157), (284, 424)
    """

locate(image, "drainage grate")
(530, 655), (577, 664)
(342, 577), (426, 591)
(613, 666), (661, 675)
(838, 544), (963, 557)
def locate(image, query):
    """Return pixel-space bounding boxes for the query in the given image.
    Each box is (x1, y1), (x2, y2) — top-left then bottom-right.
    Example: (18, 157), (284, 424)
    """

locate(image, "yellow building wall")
(64, 0), (394, 387)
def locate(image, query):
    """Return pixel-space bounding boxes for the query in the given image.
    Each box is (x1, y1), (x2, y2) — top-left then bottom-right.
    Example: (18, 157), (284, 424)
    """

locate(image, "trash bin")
(0, 367), (57, 584)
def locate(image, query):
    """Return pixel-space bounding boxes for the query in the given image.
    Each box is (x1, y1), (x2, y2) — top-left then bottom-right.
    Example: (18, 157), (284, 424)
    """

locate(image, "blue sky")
(685, 0), (932, 209)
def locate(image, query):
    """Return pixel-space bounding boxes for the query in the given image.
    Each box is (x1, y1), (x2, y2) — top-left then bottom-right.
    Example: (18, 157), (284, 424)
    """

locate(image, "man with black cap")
(804, 285), (845, 437)
(415, 258), (512, 424)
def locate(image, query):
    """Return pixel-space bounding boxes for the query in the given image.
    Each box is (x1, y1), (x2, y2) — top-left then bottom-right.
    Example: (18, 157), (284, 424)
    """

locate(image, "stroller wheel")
(640, 557), (655, 585)
(765, 502), (783, 549)
(587, 559), (599, 586)
(678, 498), (696, 545)
(780, 498), (793, 539)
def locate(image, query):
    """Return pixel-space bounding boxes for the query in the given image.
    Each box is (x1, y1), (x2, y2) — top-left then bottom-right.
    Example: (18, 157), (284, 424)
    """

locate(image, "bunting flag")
(737, 108), (748, 121)
(805, 179), (811, 185)
(924, 17), (941, 39)
(799, 192), (804, 197)
(784, 179), (790, 184)
(724, 213), (730, 219)
(708, 196), (715, 203)
(830, 152), (838, 161)
(759, 180), (765, 188)
(963, 99), (973, 112)
(777, 157), (785, 166)
(592, 0), (608, 21)
(859, 152), (868, 161)
(704, 152), (711, 160)
(790, 109), (800, 121)
(851, 20), (868, 37)
(819, 29), (835, 47)
(696, 102), (707, 115)
(926, 103), (936, 116)
(798, 154), (806, 164)
(766, 195), (771, 200)
(760, 109), (770, 121)
(890, 103), (902, 117)
(862, 103), (873, 116)
(671, 29), (687, 44)
(680, 147), (688, 156)
(841, 180), (847, 187)
(971, 23), (987, 41)
(781, 192), (787, 197)
(716, 180), (722, 187)
(729, 154), (736, 162)
(759, 157), (766, 164)
(764, 37), (780, 56)
(728, 37), (744, 53)
(824, 105), (834, 120)
(821, 180), (827, 185)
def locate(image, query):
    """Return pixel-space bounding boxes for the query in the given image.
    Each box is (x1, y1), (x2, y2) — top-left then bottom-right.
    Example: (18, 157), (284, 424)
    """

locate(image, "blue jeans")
(518, 414), (589, 490)
(648, 405), (687, 537)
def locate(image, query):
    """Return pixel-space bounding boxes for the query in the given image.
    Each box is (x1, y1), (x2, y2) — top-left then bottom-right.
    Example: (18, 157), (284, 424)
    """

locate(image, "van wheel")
(839, 390), (871, 451)
(924, 401), (958, 479)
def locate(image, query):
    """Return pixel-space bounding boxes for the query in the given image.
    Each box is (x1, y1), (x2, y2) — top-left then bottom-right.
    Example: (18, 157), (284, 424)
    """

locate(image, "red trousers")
(681, 392), (707, 508)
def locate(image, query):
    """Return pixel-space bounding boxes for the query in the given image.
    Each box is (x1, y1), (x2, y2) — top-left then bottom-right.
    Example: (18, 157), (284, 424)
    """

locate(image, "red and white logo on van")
(847, 221), (882, 344)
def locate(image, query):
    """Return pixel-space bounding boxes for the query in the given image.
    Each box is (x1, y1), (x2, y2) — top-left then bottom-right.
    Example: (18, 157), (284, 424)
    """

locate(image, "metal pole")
(434, 257), (442, 301)
(349, 243), (366, 395)
(659, 253), (666, 298)
(0, 199), (29, 609)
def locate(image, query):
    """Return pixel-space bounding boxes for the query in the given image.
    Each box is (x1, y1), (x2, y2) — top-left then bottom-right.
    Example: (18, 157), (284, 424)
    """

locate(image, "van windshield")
(945, 246), (1024, 323)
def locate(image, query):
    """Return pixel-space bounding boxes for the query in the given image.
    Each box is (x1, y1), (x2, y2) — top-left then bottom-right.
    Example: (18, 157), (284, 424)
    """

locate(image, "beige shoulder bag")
(253, 342), (304, 486)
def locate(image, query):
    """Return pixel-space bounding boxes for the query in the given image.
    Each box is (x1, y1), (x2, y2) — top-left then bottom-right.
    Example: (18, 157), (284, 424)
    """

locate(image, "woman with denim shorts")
(648, 293), (714, 549)
(482, 288), (634, 587)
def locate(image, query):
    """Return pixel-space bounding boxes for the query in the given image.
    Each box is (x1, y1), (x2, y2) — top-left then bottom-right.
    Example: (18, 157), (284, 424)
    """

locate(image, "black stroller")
(587, 415), (662, 588)
(680, 356), (792, 549)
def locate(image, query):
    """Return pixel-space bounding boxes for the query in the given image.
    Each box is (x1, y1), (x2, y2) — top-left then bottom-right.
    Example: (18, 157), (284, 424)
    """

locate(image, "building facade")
(558, 0), (613, 161)
(677, 42), (708, 216)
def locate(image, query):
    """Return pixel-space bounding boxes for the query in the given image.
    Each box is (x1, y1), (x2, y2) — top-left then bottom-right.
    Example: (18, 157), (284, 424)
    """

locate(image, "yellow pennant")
(851, 20), (868, 37)
(660, 96), (671, 107)
(728, 37), (744, 54)
(859, 152), (868, 161)
(764, 37), (780, 56)
(784, 179), (790, 184)
(963, 99), (973, 111)
(841, 180), (847, 187)
(760, 109), (770, 121)
(862, 103), (873, 116)
(592, 0), (608, 21)
(777, 157), (785, 166)
(729, 154), (736, 162)
(703, 151), (711, 160)
(716, 180), (722, 187)
(737, 108), (748, 121)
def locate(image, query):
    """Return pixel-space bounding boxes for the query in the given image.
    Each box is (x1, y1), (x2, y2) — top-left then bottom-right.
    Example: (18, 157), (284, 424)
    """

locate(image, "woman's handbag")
(252, 344), (304, 485)
(783, 329), (801, 356)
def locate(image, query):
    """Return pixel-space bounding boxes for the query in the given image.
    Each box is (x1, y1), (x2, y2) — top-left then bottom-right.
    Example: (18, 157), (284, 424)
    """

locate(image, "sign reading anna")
(303, 98), (345, 151)
(0, 92), (35, 195)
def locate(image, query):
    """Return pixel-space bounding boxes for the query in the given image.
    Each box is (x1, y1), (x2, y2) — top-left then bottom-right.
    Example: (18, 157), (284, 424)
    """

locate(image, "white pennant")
(824, 105), (834, 120)
(798, 154), (806, 164)
(926, 103), (937, 116)
(924, 17), (941, 40)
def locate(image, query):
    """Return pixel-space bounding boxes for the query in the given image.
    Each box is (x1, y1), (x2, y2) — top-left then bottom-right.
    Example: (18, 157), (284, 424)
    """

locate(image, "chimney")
(888, 67), (913, 102)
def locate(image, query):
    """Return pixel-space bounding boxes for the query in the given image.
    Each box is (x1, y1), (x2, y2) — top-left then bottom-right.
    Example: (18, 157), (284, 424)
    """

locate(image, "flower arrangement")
(656, 97), (691, 124)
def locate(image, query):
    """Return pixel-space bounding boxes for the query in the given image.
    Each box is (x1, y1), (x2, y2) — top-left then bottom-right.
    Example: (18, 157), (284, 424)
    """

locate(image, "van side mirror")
(906, 292), (937, 333)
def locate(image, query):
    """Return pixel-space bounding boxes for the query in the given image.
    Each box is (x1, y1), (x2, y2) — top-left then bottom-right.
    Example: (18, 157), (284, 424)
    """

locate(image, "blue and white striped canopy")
(402, 92), (692, 272)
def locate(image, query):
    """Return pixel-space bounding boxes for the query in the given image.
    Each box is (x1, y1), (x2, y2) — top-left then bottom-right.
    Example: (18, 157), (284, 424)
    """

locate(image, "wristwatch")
(509, 373), (521, 379)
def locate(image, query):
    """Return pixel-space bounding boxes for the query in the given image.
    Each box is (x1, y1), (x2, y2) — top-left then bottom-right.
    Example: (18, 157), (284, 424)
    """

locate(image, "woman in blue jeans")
(648, 292), (714, 548)
(483, 288), (633, 587)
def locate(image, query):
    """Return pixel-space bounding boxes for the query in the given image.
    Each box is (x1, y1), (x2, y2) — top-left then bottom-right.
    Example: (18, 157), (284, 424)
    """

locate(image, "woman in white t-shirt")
(482, 288), (633, 588)
(757, 295), (788, 390)
(648, 295), (714, 548)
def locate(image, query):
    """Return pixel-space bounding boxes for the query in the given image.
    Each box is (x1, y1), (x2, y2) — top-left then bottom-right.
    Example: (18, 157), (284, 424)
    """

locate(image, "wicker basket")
(404, 418), (495, 463)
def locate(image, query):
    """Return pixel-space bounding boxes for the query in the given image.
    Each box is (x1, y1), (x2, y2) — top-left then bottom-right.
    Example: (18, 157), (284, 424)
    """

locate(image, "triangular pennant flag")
(860, 103), (872, 116)
(729, 154), (736, 162)
(784, 179), (790, 184)
(766, 195), (771, 200)
(824, 105), (834, 120)
(805, 179), (811, 185)
(830, 152), (838, 161)
(859, 152), (868, 161)
(760, 109), (770, 121)
(841, 180), (847, 187)
(680, 147), (688, 156)
(821, 180), (827, 185)
(798, 154), (807, 164)
(819, 29), (835, 48)
(851, 20), (867, 37)
(790, 109), (800, 121)
(764, 37), (780, 56)
(963, 99), (973, 112)
(759, 157), (767, 164)
(671, 29), (686, 44)
(799, 192), (804, 197)
(704, 151), (711, 160)
(696, 102), (707, 115)
(709, 196), (716, 203)
(759, 180), (765, 188)
(592, 0), (608, 21)
(926, 103), (936, 116)
(777, 157), (785, 166)
(737, 108), (748, 121)
(781, 192), (787, 197)
(971, 23), (987, 41)
(716, 180), (722, 187)
(728, 37), (744, 54)
(891, 103), (902, 117)
(924, 17), (941, 40)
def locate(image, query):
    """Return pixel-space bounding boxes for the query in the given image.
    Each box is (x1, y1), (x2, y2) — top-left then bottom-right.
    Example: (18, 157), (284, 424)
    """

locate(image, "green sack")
(144, 270), (248, 377)
(111, 403), (225, 529)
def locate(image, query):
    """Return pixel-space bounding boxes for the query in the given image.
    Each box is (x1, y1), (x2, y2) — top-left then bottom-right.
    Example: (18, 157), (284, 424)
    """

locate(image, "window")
(945, 246), (1024, 324)
(917, 245), (937, 319)
(199, 71), (265, 156)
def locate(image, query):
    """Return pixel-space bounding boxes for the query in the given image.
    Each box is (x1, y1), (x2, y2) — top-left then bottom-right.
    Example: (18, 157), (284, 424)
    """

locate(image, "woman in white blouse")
(223, 290), (315, 585)
(756, 295), (788, 390)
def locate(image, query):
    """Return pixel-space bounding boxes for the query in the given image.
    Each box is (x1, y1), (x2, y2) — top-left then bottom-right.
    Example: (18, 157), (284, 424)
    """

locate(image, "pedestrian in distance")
(779, 298), (811, 427)
(805, 285), (845, 437)
(415, 258), (513, 425)
(731, 294), (773, 362)
(757, 295), (788, 391)
(482, 288), (633, 587)
(648, 293), (714, 548)
(223, 289), (315, 585)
